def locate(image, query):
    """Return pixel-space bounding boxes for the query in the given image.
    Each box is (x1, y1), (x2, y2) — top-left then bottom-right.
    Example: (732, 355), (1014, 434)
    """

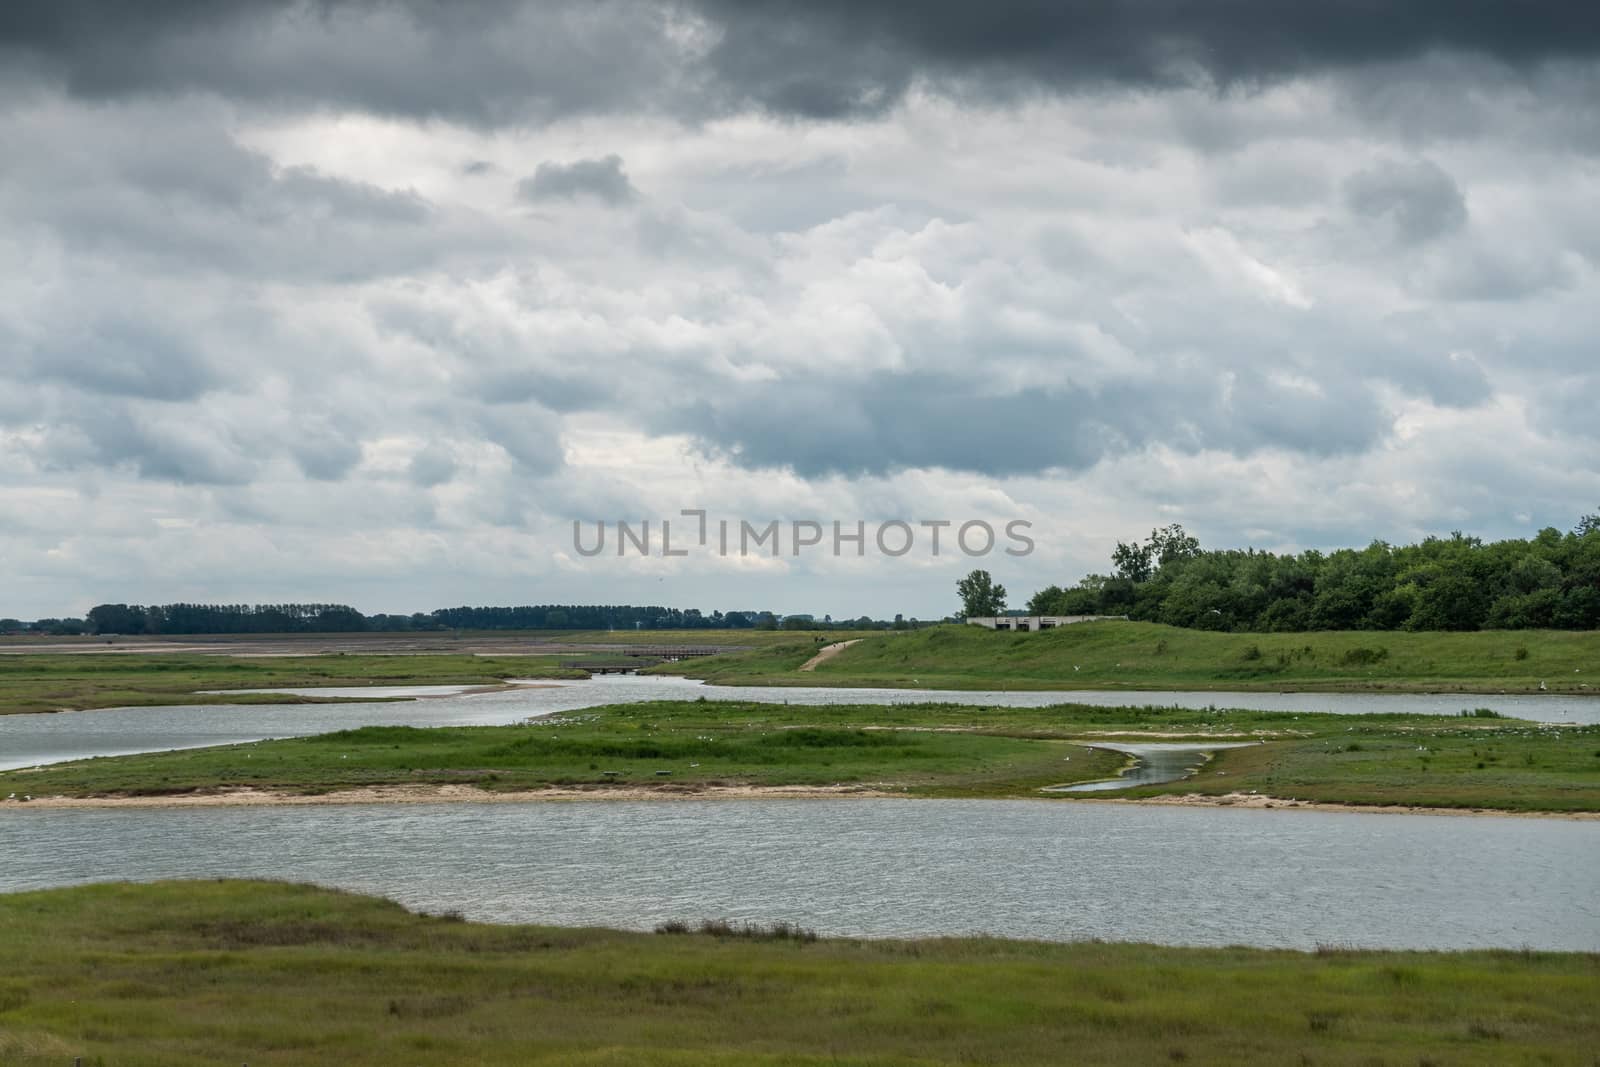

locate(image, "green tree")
(957, 569), (1007, 618)
(1148, 524), (1201, 566)
(1407, 573), (1489, 632)
(1111, 541), (1154, 582)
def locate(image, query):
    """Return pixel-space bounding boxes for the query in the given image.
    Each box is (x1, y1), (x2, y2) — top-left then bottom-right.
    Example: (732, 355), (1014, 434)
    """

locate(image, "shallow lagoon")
(2, 798), (1594, 951)
(4, 674), (1597, 770)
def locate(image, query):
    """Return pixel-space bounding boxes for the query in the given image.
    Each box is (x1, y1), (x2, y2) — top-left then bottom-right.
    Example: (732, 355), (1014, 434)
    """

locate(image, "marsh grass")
(656, 918), (819, 943)
(0, 880), (1594, 1066)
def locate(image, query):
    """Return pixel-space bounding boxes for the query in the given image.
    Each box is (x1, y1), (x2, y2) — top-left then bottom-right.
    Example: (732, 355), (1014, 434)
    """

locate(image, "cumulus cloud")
(1, 3), (1598, 617)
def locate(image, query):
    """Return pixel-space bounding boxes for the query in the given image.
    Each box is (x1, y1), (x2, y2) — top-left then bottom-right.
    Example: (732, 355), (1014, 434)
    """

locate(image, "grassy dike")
(6, 700), (1597, 812)
(666, 621), (1600, 694)
(0, 880), (1595, 1066)
(0, 653), (586, 716)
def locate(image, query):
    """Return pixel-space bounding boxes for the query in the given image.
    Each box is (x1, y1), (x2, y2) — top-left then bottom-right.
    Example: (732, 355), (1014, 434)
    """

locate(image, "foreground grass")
(6, 700), (1597, 811)
(0, 881), (1595, 1066)
(669, 622), (1600, 694)
(0, 653), (586, 716)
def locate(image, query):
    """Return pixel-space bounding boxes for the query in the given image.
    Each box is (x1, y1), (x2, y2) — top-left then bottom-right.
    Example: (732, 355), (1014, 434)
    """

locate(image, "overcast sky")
(3, 1), (1598, 620)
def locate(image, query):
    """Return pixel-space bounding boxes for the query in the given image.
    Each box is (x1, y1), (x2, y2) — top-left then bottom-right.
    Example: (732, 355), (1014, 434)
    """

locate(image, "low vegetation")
(6, 699), (1596, 812)
(0, 880), (1595, 1066)
(0, 653), (585, 716)
(670, 620), (1600, 694)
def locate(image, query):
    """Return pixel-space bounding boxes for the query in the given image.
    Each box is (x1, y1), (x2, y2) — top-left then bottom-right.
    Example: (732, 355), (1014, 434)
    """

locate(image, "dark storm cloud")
(695, 0), (1600, 117)
(517, 155), (636, 205)
(3, 1), (1597, 122)
(0, 0), (689, 124)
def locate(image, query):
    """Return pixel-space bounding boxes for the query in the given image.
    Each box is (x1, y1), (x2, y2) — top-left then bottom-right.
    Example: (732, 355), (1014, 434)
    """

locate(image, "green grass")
(1135, 721), (1600, 811)
(0, 704), (1129, 798)
(7, 699), (1597, 812)
(0, 653), (586, 716)
(0, 880), (1595, 1066)
(669, 622), (1600, 694)
(549, 628), (880, 647)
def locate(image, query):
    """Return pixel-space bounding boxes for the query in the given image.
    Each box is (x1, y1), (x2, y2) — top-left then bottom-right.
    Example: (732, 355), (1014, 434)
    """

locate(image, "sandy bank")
(1088, 791), (1600, 820)
(4, 784), (1595, 818)
(1, 782), (901, 809)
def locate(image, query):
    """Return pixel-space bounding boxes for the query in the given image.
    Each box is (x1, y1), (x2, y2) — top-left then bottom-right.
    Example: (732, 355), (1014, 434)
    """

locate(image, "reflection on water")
(1047, 742), (1260, 793)
(2, 673), (1596, 771)
(197, 684), (495, 699)
(2, 799), (1594, 951)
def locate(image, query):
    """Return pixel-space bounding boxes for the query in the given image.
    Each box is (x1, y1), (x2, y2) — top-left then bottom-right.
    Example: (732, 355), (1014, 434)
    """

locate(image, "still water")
(2, 799), (1593, 951)
(3, 675), (1597, 771)
(1046, 742), (1260, 792)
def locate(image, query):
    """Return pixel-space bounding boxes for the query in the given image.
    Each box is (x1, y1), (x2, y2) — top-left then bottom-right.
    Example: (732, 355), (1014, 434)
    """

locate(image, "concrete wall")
(965, 615), (1128, 632)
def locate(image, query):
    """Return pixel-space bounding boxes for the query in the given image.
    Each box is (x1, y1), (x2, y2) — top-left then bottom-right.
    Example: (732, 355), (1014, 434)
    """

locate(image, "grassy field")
(669, 621), (1600, 694)
(7, 624), (1597, 718)
(0, 653), (587, 716)
(0, 880), (1595, 1066)
(7, 699), (1597, 811)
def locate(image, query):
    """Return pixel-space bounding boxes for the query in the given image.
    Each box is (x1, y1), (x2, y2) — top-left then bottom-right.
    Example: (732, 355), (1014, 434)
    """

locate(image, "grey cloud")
(0, 1), (692, 125)
(1344, 159), (1468, 244)
(0, 105), (475, 285)
(659, 366), (1390, 480)
(408, 440), (458, 487)
(24, 314), (221, 401)
(288, 419), (364, 481)
(3, 1), (1597, 123)
(1546, 375), (1600, 440)
(475, 406), (564, 475)
(1420, 244), (1575, 302)
(367, 300), (615, 413)
(63, 407), (260, 485)
(517, 155), (636, 205)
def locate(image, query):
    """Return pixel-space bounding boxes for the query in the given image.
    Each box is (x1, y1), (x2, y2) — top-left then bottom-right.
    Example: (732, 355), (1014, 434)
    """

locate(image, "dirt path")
(798, 639), (861, 671)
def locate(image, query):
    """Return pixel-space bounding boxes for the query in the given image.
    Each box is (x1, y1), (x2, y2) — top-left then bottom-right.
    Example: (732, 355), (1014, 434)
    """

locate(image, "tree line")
(2, 603), (930, 637)
(61, 603), (779, 635)
(1025, 513), (1600, 632)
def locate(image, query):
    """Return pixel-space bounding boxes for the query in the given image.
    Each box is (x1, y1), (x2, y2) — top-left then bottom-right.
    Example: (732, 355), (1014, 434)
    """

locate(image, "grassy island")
(5, 699), (1596, 813)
